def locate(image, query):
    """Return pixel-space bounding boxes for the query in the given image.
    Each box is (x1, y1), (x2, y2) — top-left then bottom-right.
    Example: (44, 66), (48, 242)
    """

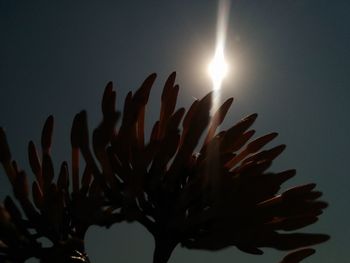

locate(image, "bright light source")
(208, 48), (228, 90)
(208, 0), (230, 93)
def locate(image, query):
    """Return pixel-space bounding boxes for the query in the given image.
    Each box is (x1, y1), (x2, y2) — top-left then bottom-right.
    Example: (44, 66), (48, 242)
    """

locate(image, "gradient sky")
(1, 1), (349, 262)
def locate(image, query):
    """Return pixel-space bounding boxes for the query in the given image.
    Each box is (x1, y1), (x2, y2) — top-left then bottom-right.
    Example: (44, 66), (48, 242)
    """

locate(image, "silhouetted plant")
(0, 73), (328, 263)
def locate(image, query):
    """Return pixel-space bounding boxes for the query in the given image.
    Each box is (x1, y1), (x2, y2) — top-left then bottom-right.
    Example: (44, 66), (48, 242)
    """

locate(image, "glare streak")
(209, 0), (230, 109)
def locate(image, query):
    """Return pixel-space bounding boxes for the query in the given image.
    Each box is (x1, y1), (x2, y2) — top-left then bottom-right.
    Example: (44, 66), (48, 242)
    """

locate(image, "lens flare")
(208, 0), (230, 108)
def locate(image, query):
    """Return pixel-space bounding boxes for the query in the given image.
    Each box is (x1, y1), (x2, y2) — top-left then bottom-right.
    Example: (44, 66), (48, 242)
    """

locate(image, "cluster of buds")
(0, 73), (328, 263)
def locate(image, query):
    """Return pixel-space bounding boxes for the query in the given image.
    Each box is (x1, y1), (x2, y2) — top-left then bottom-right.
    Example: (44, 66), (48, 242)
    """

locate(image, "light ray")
(208, 0), (231, 110)
(205, 0), (231, 192)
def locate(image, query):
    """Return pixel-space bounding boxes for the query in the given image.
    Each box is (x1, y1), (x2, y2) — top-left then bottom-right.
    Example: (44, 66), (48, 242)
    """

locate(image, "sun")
(207, 0), (230, 92)
(208, 47), (229, 90)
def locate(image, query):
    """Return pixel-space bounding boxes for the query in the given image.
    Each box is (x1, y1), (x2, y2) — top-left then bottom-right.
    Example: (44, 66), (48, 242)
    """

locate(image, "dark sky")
(1, 1), (349, 262)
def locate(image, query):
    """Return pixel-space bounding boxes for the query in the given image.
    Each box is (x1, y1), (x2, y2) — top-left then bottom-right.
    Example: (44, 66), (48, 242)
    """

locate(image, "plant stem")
(153, 237), (177, 263)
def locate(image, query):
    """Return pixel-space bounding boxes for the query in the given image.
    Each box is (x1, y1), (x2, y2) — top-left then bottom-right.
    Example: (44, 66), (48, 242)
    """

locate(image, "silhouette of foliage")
(0, 73), (328, 263)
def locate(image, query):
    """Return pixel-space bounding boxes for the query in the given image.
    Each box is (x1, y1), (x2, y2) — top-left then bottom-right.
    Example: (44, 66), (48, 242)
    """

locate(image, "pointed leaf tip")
(106, 81), (113, 88)
(71, 111), (89, 149)
(162, 72), (178, 101)
(41, 115), (54, 151)
(246, 132), (278, 153)
(28, 141), (41, 175)
(147, 73), (157, 81)
(0, 127), (11, 163)
(280, 248), (316, 263)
